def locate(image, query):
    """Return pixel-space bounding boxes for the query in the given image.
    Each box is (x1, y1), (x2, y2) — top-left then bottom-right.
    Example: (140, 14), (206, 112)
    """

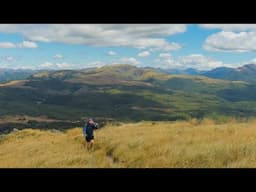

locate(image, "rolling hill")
(149, 67), (203, 75)
(0, 64), (256, 134)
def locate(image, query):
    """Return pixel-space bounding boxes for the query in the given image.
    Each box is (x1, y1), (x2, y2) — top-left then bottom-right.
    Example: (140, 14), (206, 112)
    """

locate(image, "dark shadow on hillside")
(217, 84), (256, 102)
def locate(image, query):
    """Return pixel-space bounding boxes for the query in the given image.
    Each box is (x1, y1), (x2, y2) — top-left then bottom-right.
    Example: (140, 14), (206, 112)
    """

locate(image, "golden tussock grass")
(1, 119), (256, 168)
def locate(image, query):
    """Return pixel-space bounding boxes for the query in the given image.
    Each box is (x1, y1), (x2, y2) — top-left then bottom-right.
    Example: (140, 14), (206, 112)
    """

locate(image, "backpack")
(83, 123), (88, 136)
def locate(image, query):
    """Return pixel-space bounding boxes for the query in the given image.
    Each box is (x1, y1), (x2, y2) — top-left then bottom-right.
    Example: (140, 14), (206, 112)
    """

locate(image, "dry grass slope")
(1, 119), (256, 168)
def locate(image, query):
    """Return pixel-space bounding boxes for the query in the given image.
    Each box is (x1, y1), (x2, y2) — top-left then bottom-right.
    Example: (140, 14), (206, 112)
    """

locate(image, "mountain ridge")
(1, 63), (256, 83)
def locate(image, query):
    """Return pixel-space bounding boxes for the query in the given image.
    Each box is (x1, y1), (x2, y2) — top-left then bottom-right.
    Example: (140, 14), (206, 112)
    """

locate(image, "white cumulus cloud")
(86, 61), (106, 68)
(154, 54), (235, 70)
(113, 57), (141, 65)
(203, 31), (256, 52)
(159, 53), (171, 59)
(40, 62), (74, 69)
(54, 54), (63, 59)
(40, 62), (54, 68)
(0, 24), (185, 51)
(56, 62), (71, 68)
(108, 51), (116, 56)
(178, 54), (225, 70)
(40, 61), (107, 69)
(17, 41), (37, 48)
(138, 51), (150, 57)
(0, 42), (16, 48)
(0, 41), (37, 48)
(199, 24), (256, 32)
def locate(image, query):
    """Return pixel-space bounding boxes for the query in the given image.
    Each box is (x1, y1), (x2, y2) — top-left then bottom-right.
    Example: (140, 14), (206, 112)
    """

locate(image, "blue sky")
(0, 24), (255, 70)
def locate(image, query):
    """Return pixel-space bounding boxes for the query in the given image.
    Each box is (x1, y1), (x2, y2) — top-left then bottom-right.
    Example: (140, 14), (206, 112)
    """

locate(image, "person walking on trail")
(83, 118), (98, 151)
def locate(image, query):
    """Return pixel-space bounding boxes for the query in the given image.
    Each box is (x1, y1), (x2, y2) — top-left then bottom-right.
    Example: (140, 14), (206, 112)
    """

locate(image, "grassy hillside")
(1, 64), (256, 133)
(1, 119), (256, 168)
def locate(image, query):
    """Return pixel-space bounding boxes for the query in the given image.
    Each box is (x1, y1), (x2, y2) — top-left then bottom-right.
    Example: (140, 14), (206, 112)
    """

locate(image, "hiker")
(83, 118), (98, 151)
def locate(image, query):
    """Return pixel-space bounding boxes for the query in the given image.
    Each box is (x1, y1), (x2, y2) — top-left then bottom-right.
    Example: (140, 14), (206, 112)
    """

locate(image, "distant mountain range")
(202, 64), (256, 82)
(1, 63), (256, 83)
(148, 64), (256, 82)
(0, 69), (39, 83)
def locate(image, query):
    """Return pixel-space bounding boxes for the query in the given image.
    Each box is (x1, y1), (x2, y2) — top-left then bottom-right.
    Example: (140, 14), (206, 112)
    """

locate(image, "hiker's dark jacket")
(83, 122), (98, 138)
